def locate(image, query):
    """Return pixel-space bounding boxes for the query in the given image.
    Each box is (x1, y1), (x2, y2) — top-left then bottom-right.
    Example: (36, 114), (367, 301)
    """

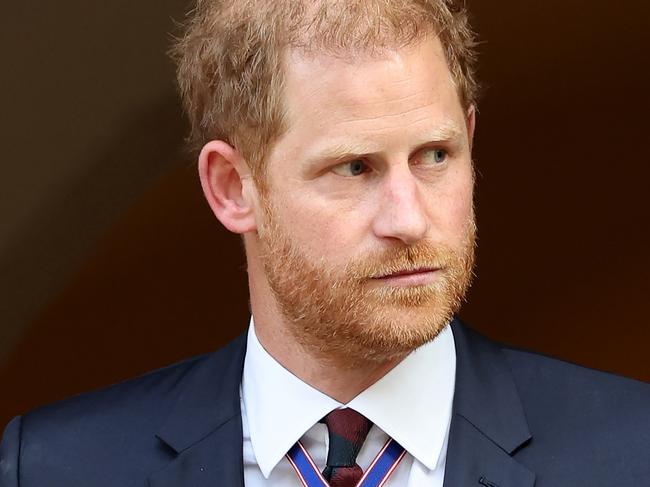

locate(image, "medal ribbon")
(286, 438), (406, 487)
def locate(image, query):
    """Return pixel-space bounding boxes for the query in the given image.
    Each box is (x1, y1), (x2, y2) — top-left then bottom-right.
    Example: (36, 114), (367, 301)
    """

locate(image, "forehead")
(271, 35), (466, 164)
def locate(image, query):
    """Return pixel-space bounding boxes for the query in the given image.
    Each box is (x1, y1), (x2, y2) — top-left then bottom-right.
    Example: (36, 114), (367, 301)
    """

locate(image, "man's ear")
(198, 140), (258, 234)
(466, 104), (476, 152)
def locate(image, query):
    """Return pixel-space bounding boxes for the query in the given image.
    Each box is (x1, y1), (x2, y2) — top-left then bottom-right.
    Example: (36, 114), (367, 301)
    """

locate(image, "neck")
(252, 316), (406, 403)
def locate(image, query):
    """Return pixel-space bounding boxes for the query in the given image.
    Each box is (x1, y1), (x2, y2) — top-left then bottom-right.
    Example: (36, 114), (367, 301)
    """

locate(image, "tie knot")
(320, 408), (373, 468)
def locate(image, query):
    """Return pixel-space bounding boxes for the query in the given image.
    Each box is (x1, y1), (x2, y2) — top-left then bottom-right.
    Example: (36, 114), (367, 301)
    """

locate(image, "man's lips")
(368, 267), (440, 287)
(372, 267), (440, 279)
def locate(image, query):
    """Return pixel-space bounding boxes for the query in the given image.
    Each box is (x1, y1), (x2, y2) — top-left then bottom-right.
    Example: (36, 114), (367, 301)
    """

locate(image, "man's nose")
(372, 167), (429, 245)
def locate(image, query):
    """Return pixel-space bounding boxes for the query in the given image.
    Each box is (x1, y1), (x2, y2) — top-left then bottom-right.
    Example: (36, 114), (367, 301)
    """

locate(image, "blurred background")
(1, 0), (649, 430)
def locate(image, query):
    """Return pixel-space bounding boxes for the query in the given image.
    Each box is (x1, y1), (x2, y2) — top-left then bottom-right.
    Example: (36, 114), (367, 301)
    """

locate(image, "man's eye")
(418, 148), (448, 165)
(332, 159), (369, 177)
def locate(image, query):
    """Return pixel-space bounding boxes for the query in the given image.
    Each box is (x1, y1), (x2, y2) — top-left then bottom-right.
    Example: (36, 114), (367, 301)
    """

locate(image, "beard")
(256, 196), (477, 367)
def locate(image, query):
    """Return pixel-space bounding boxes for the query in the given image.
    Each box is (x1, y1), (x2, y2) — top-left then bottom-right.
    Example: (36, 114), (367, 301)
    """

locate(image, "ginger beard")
(256, 193), (477, 367)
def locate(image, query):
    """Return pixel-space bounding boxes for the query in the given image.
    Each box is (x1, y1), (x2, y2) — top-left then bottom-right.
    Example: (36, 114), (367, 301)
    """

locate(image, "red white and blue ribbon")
(286, 438), (406, 487)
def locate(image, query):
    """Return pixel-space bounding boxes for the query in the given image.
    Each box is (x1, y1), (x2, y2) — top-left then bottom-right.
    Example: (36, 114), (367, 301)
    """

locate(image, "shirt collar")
(241, 317), (456, 478)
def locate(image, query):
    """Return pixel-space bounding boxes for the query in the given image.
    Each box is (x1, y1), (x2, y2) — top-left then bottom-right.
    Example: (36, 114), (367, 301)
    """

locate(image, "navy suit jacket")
(2, 319), (649, 486)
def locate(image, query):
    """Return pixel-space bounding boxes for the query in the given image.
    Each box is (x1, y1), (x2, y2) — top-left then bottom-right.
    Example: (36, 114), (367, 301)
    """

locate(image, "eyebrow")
(307, 121), (464, 164)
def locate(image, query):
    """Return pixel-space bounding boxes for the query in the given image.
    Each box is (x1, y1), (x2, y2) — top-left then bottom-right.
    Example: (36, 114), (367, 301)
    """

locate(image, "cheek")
(425, 166), (475, 242)
(276, 194), (369, 260)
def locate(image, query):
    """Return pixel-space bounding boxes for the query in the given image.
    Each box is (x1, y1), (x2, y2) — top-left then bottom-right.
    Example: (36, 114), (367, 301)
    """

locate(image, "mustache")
(347, 242), (450, 280)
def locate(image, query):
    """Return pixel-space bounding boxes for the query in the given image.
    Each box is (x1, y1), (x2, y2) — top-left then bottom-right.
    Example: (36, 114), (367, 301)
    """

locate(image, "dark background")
(1, 0), (649, 431)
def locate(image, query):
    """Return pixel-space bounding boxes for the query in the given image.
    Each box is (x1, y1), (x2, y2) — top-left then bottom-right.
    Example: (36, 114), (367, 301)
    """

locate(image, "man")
(1, 1), (649, 486)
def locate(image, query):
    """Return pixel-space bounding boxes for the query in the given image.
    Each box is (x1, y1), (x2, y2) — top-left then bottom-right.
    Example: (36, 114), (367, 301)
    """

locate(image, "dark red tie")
(320, 408), (373, 487)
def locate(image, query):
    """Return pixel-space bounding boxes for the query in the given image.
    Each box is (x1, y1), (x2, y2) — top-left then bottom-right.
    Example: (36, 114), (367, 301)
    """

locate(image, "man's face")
(254, 35), (476, 365)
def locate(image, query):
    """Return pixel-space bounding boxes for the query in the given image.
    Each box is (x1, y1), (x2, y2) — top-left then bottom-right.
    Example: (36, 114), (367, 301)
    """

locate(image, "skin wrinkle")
(295, 88), (447, 124)
(302, 92), (436, 122)
(336, 103), (450, 124)
(338, 90), (439, 112)
(339, 121), (462, 143)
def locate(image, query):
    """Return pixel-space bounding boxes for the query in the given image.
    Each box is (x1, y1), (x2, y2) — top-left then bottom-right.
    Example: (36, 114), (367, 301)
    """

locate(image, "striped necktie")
(320, 408), (373, 487)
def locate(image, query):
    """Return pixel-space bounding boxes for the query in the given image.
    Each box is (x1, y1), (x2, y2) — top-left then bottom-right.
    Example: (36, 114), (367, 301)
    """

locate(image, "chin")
(310, 305), (454, 366)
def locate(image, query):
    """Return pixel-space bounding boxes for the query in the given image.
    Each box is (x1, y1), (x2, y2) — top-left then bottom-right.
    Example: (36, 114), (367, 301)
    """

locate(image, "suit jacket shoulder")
(503, 343), (650, 474)
(0, 334), (247, 487)
(446, 322), (650, 487)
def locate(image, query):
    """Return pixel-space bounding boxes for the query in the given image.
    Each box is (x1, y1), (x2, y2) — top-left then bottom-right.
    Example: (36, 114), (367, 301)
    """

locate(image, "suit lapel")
(444, 320), (536, 487)
(148, 415), (244, 487)
(443, 416), (535, 487)
(148, 333), (248, 487)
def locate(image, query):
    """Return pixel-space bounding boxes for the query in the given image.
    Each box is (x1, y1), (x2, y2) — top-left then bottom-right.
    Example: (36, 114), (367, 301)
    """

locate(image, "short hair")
(171, 0), (479, 180)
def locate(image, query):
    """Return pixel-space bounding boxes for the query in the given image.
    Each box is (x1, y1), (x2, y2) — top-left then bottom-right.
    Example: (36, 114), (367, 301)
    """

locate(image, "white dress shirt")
(241, 318), (456, 486)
